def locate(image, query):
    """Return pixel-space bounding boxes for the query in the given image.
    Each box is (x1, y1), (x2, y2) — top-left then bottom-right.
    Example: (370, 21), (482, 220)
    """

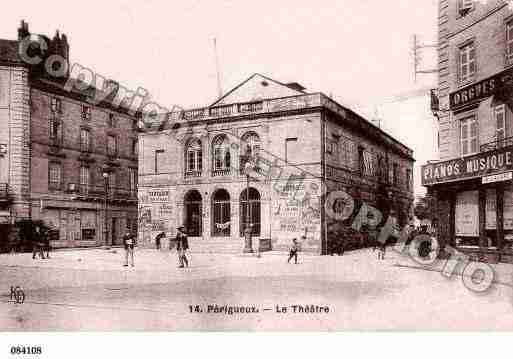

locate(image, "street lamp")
(243, 161), (254, 254)
(102, 170), (110, 247)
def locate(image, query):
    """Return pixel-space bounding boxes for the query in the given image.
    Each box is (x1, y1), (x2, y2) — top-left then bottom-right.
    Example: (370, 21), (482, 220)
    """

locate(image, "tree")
(413, 196), (431, 221)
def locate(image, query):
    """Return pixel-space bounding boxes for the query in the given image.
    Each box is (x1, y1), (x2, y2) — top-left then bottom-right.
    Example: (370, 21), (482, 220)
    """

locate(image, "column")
(479, 187), (486, 249)
(449, 191), (456, 247)
(496, 183), (505, 251)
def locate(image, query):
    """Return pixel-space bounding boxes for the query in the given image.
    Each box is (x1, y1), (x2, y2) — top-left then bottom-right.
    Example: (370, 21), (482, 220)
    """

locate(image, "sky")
(2, 0), (439, 197)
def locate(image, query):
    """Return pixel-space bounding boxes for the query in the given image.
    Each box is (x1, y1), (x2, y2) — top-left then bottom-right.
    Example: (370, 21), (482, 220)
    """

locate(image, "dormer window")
(459, 0), (474, 17)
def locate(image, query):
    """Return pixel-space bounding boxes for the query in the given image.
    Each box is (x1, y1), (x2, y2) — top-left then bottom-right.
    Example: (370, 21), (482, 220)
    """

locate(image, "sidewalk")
(392, 247), (513, 288)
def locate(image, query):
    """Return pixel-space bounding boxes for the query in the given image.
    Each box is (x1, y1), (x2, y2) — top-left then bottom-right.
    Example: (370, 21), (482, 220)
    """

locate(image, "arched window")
(185, 138), (202, 177)
(241, 132), (260, 158)
(240, 132), (260, 174)
(212, 135), (231, 176)
(212, 189), (231, 237)
(239, 187), (261, 236)
(184, 190), (202, 236)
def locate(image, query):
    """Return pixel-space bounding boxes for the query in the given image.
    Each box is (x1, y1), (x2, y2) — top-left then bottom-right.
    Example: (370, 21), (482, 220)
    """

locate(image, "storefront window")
(455, 190), (479, 246)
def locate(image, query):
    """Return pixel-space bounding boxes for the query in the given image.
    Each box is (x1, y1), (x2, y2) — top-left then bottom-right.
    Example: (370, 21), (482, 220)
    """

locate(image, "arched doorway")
(240, 187), (261, 236)
(184, 190), (202, 237)
(212, 189), (231, 237)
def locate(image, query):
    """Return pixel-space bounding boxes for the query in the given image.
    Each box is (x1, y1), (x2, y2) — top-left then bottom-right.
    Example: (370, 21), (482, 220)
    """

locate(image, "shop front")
(422, 147), (513, 262)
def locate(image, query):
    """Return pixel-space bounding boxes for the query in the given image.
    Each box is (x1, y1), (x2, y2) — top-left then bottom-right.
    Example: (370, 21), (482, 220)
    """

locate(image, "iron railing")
(185, 170), (202, 178)
(480, 136), (513, 152)
(66, 183), (137, 200)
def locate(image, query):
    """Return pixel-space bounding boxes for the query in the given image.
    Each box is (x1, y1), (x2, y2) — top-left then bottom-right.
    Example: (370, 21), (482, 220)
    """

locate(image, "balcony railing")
(185, 170), (202, 178)
(480, 136), (513, 152)
(67, 183), (137, 200)
(0, 183), (9, 200)
(212, 168), (231, 177)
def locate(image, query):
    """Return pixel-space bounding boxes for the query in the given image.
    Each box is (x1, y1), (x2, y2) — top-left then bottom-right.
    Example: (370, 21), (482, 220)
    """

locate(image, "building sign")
(0, 143), (7, 155)
(148, 190), (170, 203)
(449, 66), (513, 109)
(422, 146), (513, 185)
(482, 171), (513, 184)
(455, 191), (479, 237)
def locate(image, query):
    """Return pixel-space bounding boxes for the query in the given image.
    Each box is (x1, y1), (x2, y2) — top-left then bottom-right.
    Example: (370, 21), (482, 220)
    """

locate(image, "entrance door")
(185, 190), (202, 237)
(111, 218), (118, 245)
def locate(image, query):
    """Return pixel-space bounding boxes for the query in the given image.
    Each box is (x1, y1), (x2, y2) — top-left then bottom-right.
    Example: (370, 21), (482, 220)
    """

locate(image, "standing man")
(123, 230), (136, 267)
(32, 225), (45, 260)
(175, 226), (189, 268)
(155, 231), (165, 250)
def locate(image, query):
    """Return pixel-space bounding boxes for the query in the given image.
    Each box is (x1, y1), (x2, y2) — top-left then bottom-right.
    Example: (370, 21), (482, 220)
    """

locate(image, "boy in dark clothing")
(175, 226), (189, 268)
(287, 238), (300, 264)
(123, 231), (136, 267)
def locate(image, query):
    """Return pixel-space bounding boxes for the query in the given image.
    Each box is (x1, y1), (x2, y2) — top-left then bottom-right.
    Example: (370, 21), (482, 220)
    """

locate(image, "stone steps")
(187, 239), (245, 254)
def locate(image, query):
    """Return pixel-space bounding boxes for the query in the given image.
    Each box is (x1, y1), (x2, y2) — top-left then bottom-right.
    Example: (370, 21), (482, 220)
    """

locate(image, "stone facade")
(423, 1), (513, 261)
(0, 22), (139, 249)
(139, 74), (414, 254)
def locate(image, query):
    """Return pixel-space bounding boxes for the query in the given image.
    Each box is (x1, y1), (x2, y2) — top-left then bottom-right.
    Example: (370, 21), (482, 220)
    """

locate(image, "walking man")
(175, 226), (189, 268)
(32, 225), (45, 260)
(123, 230), (135, 267)
(155, 231), (165, 250)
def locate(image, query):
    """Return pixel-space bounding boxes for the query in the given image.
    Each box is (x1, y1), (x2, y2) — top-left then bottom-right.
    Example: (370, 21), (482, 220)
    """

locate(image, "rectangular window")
(460, 116), (478, 156)
(393, 163), (399, 185)
(80, 166), (89, 193)
(459, 42), (476, 83)
(49, 119), (61, 145)
(82, 105), (91, 120)
(80, 128), (90, 152)
(51, 97), (61, 113)
(459, 0), (474, 16)
(406, 169), (412, 190)
(507, 21), (513, 63)
(155, 149), (165, 174)
(285, 137), (298, 164)
(129, 168), (137, 193)
(49, 163), (62, 190)
(107, 135), (117, 156)
(108, 113), (115, 128)
(330, 135), (339, 157)
(108, 172), (116, 191)
(131, 139), (138, 157)
(495, 104), (506, 147)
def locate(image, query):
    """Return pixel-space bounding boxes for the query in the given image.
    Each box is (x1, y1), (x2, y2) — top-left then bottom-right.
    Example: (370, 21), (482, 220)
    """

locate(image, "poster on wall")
(455, 190), (479, 236)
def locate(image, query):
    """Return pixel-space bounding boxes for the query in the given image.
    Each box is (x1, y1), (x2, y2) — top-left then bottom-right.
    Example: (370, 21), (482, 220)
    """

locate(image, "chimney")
(17, 20), (30, 40)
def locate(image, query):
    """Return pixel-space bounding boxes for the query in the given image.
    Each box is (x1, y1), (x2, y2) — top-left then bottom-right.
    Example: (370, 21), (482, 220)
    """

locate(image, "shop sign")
(449, 66), (513, 109)
(422, 146), (513, 185)
(0, 143), (7, 155)
(482, 171), (513, 184)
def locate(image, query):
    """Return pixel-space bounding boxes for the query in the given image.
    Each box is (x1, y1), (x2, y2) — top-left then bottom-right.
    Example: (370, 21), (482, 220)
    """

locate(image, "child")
(287, 238), (300, 264)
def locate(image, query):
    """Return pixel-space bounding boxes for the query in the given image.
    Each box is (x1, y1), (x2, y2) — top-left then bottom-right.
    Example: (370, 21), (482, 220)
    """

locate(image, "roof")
(211, 73), (307, 106)
(0, 39), (21, 64)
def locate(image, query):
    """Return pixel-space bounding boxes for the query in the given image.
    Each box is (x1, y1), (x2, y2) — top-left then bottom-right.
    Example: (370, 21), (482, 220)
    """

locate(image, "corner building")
(424, 0), (513, 261)
(139, 74), (414, 254)
(0, 22), (139, 249)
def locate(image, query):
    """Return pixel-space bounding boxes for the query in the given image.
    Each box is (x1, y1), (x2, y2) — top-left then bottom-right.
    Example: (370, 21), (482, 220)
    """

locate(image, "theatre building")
(138, 73), (414, 254)
(0, 21), (138, 249)
(424, 0), (513, 261)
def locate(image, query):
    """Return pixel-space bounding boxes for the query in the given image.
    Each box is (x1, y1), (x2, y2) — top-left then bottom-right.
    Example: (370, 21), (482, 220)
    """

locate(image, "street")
(1, 248), (513, 330)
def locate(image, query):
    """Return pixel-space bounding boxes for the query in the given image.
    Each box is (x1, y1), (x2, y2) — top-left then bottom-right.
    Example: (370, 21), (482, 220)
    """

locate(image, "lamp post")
(243, 161), (254, 254)
(102, 170), (110, 247)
